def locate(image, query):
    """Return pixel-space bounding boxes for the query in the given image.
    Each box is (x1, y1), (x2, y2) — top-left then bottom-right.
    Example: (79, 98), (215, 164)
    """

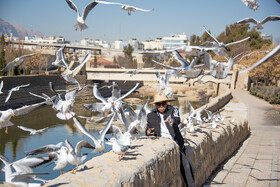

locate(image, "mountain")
(0, 18), (44, 38)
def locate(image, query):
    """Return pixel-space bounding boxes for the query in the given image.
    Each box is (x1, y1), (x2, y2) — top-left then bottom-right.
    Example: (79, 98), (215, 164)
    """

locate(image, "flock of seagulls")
(1, 0), (280, 186)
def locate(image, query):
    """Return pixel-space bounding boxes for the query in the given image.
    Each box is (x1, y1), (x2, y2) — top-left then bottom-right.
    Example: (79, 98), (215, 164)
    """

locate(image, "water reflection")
(0, 94), (196, 183)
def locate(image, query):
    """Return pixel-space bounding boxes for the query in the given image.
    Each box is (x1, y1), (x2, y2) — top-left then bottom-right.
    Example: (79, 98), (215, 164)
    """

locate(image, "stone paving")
(206, 90), (280, 187)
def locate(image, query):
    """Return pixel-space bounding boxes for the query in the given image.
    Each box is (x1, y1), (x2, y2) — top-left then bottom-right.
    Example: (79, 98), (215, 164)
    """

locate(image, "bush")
(249, 86), (280, 104)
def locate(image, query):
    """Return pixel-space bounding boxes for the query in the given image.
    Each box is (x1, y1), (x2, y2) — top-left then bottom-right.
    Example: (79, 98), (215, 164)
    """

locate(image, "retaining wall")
(45, 91), (250, 187)
(0, 75), (67, 110)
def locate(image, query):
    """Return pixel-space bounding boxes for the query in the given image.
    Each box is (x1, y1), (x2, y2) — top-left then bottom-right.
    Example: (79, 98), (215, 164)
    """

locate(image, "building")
(162, 33), (188, 49)
(88, 56), (120, 68)
(80, 38), (111, 48)
(24, 35), (69, 44)
(142, 38), (163, 50)
(114, 39), (143, 50)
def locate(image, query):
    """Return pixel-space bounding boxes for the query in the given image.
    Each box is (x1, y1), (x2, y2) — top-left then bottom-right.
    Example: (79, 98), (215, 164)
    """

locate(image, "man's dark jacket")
(145, 105), (185, 149)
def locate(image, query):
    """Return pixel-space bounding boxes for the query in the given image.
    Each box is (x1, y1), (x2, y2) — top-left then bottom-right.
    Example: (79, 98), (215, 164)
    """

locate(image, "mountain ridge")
(0, 18), (44, 38)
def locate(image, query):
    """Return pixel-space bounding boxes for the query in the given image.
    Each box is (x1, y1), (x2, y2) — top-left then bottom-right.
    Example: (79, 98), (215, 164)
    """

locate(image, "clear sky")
(0, 0), (279, 44)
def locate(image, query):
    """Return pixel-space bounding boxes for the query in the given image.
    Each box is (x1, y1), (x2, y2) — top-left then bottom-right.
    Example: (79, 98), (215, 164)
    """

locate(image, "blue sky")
(0, 0), (279, 44)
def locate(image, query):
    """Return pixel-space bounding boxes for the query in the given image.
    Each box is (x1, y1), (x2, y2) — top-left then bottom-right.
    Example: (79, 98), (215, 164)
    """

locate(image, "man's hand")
(147, 128), (155, 136)
(165, 117), (174, 125)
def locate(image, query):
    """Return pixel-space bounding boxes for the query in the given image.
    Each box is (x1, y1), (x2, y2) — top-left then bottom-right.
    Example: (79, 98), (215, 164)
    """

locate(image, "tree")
(0, 34), (6, 75)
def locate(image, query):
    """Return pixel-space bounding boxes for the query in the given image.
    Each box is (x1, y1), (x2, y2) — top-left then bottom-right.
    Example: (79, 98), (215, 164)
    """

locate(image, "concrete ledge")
(46, 95), (250, 187)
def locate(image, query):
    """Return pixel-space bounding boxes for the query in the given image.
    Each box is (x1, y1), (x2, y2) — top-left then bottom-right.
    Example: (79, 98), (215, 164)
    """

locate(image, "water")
(0, 95), (197, 184)
(0, 105), (114, 183)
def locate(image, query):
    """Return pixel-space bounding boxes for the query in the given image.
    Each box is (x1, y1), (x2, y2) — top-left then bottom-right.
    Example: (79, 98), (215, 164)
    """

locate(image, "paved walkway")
(206, 90), (280, 187)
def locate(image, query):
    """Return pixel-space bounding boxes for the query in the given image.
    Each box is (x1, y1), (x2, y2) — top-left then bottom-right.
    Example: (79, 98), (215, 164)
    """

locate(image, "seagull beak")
(12, 114), (15, 117)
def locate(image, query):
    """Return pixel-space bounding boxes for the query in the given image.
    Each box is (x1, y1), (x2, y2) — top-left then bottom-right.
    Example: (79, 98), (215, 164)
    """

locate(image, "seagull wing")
(239, 44), (280, 74)
(72, 52), (91, 74)
(172, 50), (190, 67)
(187, 101), (195, 117)
(0, 154), (11, 166)
(20, 53), (39, 59)
(13, 102), (44, 116)
(82, 1), (98, 20)
(73, 117), (98, 145)
(17, 125), (34, 133)
(5, 88), (14, 103)
(1, 59), (17, 72)
(65, 89), (78, 101)
(0, 80), (3, 93)
(66, 0), (78, 13)
(236, 17), (258, 24)
(75, 140), (95, 157)
(93, 85), (108, 104)
(225, 36), (250, 47)
(203, 26), (220, 46)
(25, 142), (65, 155)
(83, 103), (105, 112)
(261, 15), (280, 25)
(152, 59), (175, 70)
(15, 156), (52, 169)
(115, 83), (139, 103)
(99, 112), (116, 140)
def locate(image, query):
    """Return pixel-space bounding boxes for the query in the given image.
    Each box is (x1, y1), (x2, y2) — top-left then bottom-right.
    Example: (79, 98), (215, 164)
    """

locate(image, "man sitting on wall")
(146, 92), (195, 187)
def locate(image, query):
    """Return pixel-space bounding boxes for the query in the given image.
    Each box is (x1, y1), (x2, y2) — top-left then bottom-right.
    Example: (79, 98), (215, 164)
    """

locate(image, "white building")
(24, 35), (68, 44)
(162, 33), (188, 49)
(114, 39), (143, 50)
(80, 38), (111, 48)
(142, 38), (163, 50)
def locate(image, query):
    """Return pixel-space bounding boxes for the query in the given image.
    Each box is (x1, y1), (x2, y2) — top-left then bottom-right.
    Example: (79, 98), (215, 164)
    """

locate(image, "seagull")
(0, 102), (44, 134)
(0, 80), (3, 94)
(61, 52), (91, 89)
(65, 139), (95, 173)
(17, 125), (48, 135)
(0, 154), (51, 186)
(92, 82), (139, 114)
(95, 0), (154, 15)
(25, 142), (69, 175)
(239, 44), (280, 74)
(29, 92), (54, 105)
(155, 70), (173, 97)
(5, 84), (30, 103)
(65, 0), (98, 31)
(203, 26), (250, 56)
(240, 0), (260, 11)
(106, 125), (131, 146)
(201, 52), (235, 79)
(51, 46), (67, 68)
(121, 67), (155, 81)
(106, 137), (130, 161)
(50, 82), (80, 120)
(236, 16), (280, 30)
(73, 113), (115, 153)
(1, 53), (39, 73)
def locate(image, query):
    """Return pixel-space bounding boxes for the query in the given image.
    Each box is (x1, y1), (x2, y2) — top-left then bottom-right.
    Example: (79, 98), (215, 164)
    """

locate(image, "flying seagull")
(0, 154), (51, 186)
(17, 125), (48, 135)
(236, 16), (280, 30)
(0, 102), (44, 134)
(95, 0), (154, 15)
(51, 46), (67, 68)
(240, 0), (260, 11)
(65, 0), (98, 31)
(1, 53), (38, 73)
(61, 52), (91, 89)
(73, 113), (115, 153)
(5, 84), (30, 103)
(203, 26), (250, 56)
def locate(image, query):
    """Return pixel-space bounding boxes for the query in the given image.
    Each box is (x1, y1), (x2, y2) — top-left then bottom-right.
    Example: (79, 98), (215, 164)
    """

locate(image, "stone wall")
(0, 75), (66, 110)
(46, 92), (250, 187)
